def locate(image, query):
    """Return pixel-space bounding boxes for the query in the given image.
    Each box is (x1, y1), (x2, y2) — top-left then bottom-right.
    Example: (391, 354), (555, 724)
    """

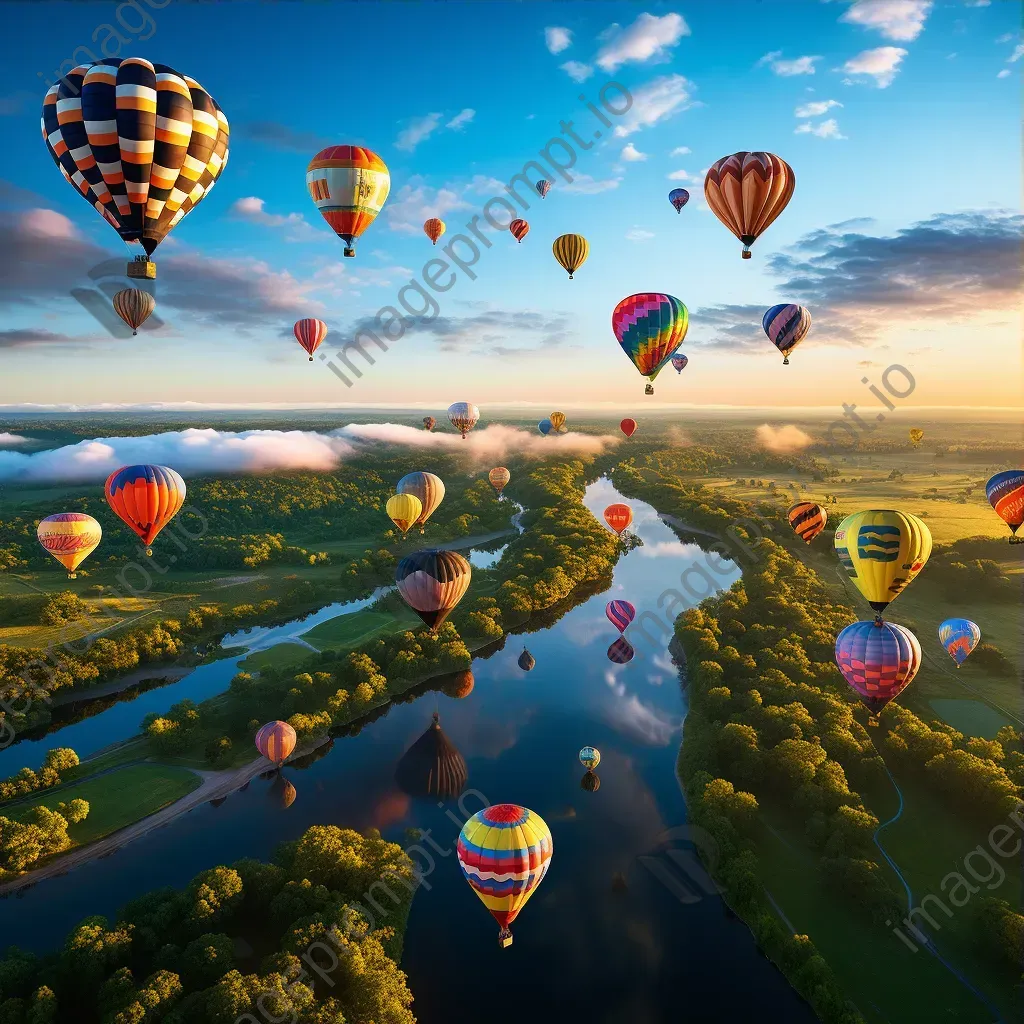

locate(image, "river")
(0, 478), (816, 1022)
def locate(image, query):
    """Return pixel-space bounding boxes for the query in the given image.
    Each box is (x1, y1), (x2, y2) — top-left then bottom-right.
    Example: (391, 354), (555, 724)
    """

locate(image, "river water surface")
(0, 478), (815, 1022)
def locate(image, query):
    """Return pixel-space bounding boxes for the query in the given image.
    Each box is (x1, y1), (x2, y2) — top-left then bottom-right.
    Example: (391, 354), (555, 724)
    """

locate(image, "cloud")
(228, 197), (316, 239)
(670, 146), (691, 157)
(383, 178), (473, 234)
(604, 693), (680, 746)
(841, 46), (908, 86)
(446, 108), (475, 131)
(620, 143), (648, 162)
(235, 121), (332, 152)
(562, 174), (621, 195)
(613, 74), (694, 136)
(0, 328), (106, 349)
(626, 228), (654, 241)
(596, 12), (690, 71)
(757, 51), (821, 76)
(545, 26), (572, 53)
(794, 99), (843, 117)
(794, 118), (847, 139)
(395, 113), (443, 152)
(997, 69), (1011, 78)
(0, 433), (29, 446)
(756, 424), (814, 453)
(560, 60), (594, 82)
(666, 169), (694, 181)
(839, 0), (932, 41)
(1008, 42), (1024, 63)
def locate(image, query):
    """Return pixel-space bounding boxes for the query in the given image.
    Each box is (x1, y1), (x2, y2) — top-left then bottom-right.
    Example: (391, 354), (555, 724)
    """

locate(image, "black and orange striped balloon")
(112, 288), (155, 335)
(509, 218), (529, 242)
(787, 501), (827, 543)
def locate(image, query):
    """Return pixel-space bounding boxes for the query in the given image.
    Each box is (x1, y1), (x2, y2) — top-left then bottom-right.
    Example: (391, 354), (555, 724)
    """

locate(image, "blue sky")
(0, 0), (1020, 411)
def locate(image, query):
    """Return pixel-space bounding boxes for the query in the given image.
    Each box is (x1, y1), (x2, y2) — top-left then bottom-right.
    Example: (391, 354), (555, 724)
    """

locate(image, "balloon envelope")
(762, 304), (811, 363)
(938, 618), (981, 667)
(457, 803), (553, 946)
(788, 501), (827, 543)
(607, 637), (635, 664)
(835, 619), (921, 714)
(395, 549), (471, 630)
(552, 234), (589, 279)
(105, 465), (186, 551)
(255, 721), (297, 766)
(448, 402), (480, 438)
(668, 188), (690, 212)
(986, 471), (1024, 537)
(549, 412), (567, 433)
(386, 493), (423, 536)
(518, 648), (536, 672)
(909, 428), (924, 449)
(397, 472), (445, 528)
(620, 418), (637, 438)
(612, 294), (689, 386)
(488, 467), (511, 495)
(538, 419), (553, 436)
(671, 354), (688, 374)
(113, 289), (155, 335)
(423, 218), (445, 244)
(579, 746), (601, 770)
(422, 416), (436, 431)
(606, 600), (636, 633)
(509, 218), (529, 242)
(306, 146), (390, 257)
(536, 180), (551, 198)
(293, 318), (328, 360)
(603, 503), (633, 536)
(395, 712), (468, 800)
(834, 510), (932, 613)
(37, 512), (101, 575)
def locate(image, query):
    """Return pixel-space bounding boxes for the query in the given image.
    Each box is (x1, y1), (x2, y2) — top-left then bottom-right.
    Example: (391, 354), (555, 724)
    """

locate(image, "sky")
(0, 0), (1021, 413)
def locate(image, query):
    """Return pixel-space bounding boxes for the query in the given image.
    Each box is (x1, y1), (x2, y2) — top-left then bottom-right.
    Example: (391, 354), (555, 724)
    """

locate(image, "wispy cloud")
(560, 60), (594, 82)
(228, 197), (317, 239)
(839, 0), (933, 42)
(384, 177), (472, 234)
(620, 143), (647, 162)
(757, 51), (821, 76)
(545, 26), (572, 54)
(794, 118), (847, 139)
(626, 227), (654, 241)
(840, 46), (908, 87)
(236, 121), (331, 152)
(395, 112), (443, 152)
(794, 99), (842, 117)
(755, 424), (814, 453)
(446, 108), (475, 131)
(613, 74), (694, 136)
(562, 174), (622, 195)
(666, 169), (695, 181)
(669, 145), (691, 157)
(596, 12), (691, 71)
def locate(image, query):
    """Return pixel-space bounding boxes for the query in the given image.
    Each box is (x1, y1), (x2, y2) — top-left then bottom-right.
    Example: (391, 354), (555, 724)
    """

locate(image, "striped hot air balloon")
(835, 619), (922, 721)
(386, 493), (423, 537)
(395, 550), (472, 631)
(607, 637), (635, 664)
(986, 471), (1024, 542)
(535, 180), (551, 198)
(448, 402), (480, 439)
(423, 218), (445, 244)
(549, 412), (567, 433)
(112, 289), (155, 335)
(457, 803), (552, 948)
(488, 467), (511, 496)
(603, 503), (633, 536)
(105, 464), (186, 556)
(606, 600), (636, 633)
(552, 233), (589, 279)
(37, 512), (102, 578)
(671, 354), (688, 374)
(762, 304), (811, 365)
(293, 318), (328, 361)
(255, 721), (297, 766)
(422, 416), (436, 432)
(41, 58), (229, 276)
(395, 712), (467, 801)
(788, 501), (827, 543)
(668, 187), (690, 213)
(938, 618), (981, 668)
(306, 145), (390, 257)
(612, 293), (689, 394)
(397, 472), (445, 533)
(509, 218), (529, 242)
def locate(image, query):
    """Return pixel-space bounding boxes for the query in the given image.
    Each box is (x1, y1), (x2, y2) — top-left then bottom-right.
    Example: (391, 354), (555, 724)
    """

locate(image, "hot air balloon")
(607, 637), (635, 664)
(488, 467), (511, 496)
(835, 619), (922, 723)
(423, 416), (436, 432)
(442, 670), (476, 699)
(306, 145), (389, 258)
(509, 219), (529, 243)
(579, 746), (601, 770)
(552, 233), (589, 279)
(788, 501), (827, 544)
(37, 513), (101, 578)
(424, 218), (445, 245)
(536, 180), (552, 199)
(985, 471), (1024, 543)
(549, 412), (567, 433)
(42, 58), (229, 278)
(104, 465), (186, 556)
(668, 188), (689, 213)
(518, 647), (536, 672)
(762, 304), (811, 365)
(620, 418), (637, 438)
(397, 472), (446, 533)
(612, 293), (689, 395)
(909, 428), (924, 449)
(268, 774), (297, 810)
(112, 289), (155, 335)
(395, 712), (468, 800)
(938, 618), (981, 668)
(604, 503), (633, 537)
(671, 354), (688, 374)
(395, 550), (471, 631)
(293, 318), (328, 361)
(386, 493), (423, 538)
(834, 510), (932, 615)
(538, 419), (553, 436)
(704, 152), (795, 259)
(606, 600), (636, 634)
(457, 803), (552, 948)
(448, 402), (480, 439)
(255, 721), (297, 766)
(580, 770), (601, 793)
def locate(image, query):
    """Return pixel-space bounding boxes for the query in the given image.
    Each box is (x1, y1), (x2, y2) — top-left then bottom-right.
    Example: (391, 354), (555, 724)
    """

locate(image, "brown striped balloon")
(112, 288), (156, 335)
(395, 550), (472, 631)
(704, 152), (794, 258)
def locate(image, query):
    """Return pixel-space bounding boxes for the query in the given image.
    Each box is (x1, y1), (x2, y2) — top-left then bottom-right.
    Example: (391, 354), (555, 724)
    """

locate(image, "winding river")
(0, 479), (816, 1022)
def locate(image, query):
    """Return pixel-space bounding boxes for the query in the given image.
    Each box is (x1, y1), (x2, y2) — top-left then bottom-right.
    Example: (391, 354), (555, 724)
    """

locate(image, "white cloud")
(613, 74), (693, 136)
(545, 26), (572, 54)
(794, 99), (843, 117)
(560, 60), (594, 82)
(1009, 43), (1024, 63)
(604, 693), (680, 746)
(997, 69), (1011, 78)
(384, 178), (472, 234)
(468, 174), (505, 194)
(596, 12), (690, 71)
(794, 118), (847, 139)
(996, 33), (1014, 44)
(841, 46), (908, 87)
(228, 197), (314, 239)
(395, 112), (442, 152)
(562, 174), (621, 195)
(626, 227), (654, 241)
(666, 169), (694, 181)
(620, 142), (648, 162)
(839, 1), (932, 42)
(758, 51), (821, 76)
(19, 208), (80, 241)
(669, 145), (691, 156)
(0, 433), (29, 446)
(445, 108), (475, 131)
(755, 424), (814, 454)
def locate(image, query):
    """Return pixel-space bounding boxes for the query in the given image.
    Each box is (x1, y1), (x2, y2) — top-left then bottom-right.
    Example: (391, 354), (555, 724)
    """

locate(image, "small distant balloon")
(448, 402), (480, 439)
(938, 618), (981, 668)
(386, 493), (423, 537)
(603, 503), (633, 536)
(552, 233), (589, 279)
(536, 180), (551, 198)
(423, 416), (436, 431)
(909, 428), (924, 449)
(112, 289), (155, 336)
(488, 467), (511, 496)
(986, 471), (1024, 542)
(509, 218), (529, 243)
(579, 746), (601, 770)
(293, 318), (328, 361)
(538, 418), (553, 436)
(788, 501), (827, 544)
(668, 188), (689, 213)
(424, 218), (445, 245)
(762, 304), (811, 365)
(671, 354), (688, 374)
(549, 412), (567, 433)
(619, 418), (637, 438)
(605, 600), (636, 633)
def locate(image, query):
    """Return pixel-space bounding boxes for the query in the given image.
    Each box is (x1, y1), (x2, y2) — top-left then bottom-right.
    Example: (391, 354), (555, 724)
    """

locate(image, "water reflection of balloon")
(37, 512), (102, 578)
(255, 721), (297, 766)
(448, 402), (480, 439)
(605, 600), (635, 633)
(579, 746), (601, 770)
(105, 464), (186, 556)
(620, 418), (637, 438)
(441, 670), (475, 699)
(386, 493), (422, 537)
(397, 472), (445, 533)
(938, 618), (981, 668)
(986, 471), (1024, 543)
(395, 549), (471, 631)
(457, 803), (553, 948)
(607, 637), (635, 664)
(835, 619), (921, 723)
(603, 503), (633, 536)
(580, 770), (601, 793)
(395, 712), (468, 800)
(267, 773), (297, 810)
(518, 648), (536, 672)
(787, 501), (827, 544)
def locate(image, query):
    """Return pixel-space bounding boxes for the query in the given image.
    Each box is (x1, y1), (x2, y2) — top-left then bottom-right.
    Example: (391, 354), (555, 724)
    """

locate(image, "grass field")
(927, 699), (1012, 739)
(7, 762), (203, 845)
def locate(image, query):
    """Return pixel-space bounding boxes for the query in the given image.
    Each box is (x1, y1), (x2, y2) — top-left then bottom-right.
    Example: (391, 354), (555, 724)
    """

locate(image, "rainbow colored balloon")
(938, 618), (981, 668)
(835, 619), (921, 718)
(457, 803), (552, 947)
(612, 293), (688, 394)
(606, 600), (636, 633)
(986, 471), (1024, 543)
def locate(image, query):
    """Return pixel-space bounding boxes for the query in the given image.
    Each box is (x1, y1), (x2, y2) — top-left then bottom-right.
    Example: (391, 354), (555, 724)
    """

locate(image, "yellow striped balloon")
(549, 412), (567, 433)
(552, 233), (589, 279)
(112, 288), (155, 335)
(488, 467), (510, 495)
(386, 493), (423, 537)
(37, 512), (102, 577)
(834, 509), (932, 614)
